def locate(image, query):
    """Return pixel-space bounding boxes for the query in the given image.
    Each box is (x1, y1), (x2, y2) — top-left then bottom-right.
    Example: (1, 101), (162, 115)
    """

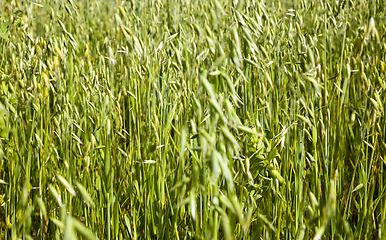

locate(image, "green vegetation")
(0, 0), (386, 239)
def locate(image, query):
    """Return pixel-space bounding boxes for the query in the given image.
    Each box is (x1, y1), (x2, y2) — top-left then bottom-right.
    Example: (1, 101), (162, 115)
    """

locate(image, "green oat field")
(0, 0), (386, 239)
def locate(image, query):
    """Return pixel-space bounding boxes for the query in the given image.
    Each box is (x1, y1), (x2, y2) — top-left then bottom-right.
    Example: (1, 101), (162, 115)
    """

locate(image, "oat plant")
(0, 0), (386, 239)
